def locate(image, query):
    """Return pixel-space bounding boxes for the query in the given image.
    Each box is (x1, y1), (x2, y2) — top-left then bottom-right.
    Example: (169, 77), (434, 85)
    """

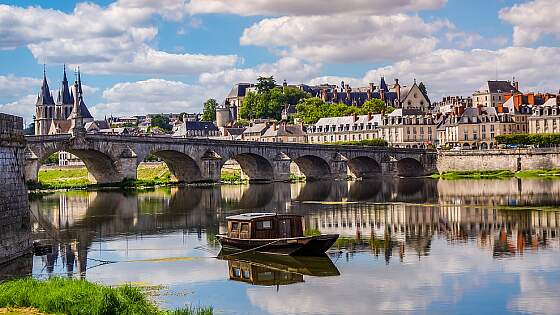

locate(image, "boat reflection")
(218, 250), (340, 286)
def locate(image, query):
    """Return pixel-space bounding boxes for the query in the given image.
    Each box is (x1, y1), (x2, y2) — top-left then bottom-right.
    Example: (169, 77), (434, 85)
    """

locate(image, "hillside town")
(32, 67), (560, 166)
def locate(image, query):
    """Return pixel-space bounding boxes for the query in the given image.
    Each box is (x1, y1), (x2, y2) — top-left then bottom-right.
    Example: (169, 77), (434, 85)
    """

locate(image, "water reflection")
(218, 251), (339, 286)
(8, 178), (560, 314)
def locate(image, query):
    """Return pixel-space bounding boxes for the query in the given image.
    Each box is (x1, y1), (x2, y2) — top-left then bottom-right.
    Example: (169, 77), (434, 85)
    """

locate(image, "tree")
(201, 98), (218, 122)
(239, 87), (287, 120)
(283, 86), (310, 106)
(360, 99), (388, 114)
(256, 76), (276, 93)
(150, 114), (172, 132)
(24, 116), (35, 135)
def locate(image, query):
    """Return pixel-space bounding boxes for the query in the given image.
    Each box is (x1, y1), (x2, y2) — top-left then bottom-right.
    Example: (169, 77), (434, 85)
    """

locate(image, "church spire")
(59, 64), (73, 105)
(37, 65), (55, 106)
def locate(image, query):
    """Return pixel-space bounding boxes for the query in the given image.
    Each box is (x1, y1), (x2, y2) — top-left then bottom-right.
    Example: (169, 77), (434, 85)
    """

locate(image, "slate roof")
(476, 81), (519, 94)
(243, 123), (270, 134)
(262, 124), (306, 137)
(57, 65), (74, 105)
(314, 114), (382, 128)
(184, 121), (219, 131)
(36, 74), (55, 106)
(227, 83), (253, 98)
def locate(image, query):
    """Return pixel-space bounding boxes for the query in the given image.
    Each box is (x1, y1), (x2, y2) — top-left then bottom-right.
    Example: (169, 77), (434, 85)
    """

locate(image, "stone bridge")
(24, 133), (438, 184)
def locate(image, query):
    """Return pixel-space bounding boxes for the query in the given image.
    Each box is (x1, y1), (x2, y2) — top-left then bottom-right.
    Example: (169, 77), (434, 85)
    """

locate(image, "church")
(34, 66), (94, 136)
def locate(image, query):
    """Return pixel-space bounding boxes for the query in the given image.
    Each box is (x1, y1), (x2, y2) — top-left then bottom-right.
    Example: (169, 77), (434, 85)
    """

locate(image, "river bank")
(31, 163), (307, 191)
(0, 278), (212, 315)
(431, 169), (560, 179)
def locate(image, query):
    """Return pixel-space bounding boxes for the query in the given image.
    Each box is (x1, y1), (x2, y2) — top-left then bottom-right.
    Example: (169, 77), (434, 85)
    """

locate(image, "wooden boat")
(216, 213), (339, 256)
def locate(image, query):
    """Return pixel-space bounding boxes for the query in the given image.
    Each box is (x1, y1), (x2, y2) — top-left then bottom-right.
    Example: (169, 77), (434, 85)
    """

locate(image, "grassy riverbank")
(34, 163), (244, 190)
(0, 278), (212, 315)
(432, 169), (560, 180)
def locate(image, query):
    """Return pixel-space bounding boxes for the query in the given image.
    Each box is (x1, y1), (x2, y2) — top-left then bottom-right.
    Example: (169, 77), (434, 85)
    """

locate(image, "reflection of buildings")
(302, 203), (560, 261)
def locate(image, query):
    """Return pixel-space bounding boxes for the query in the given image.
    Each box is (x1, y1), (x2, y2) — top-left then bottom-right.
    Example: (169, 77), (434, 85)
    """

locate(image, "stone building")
(472, 80), (519, 108)
(433, 96), (472, 114)
(260, 122), (307, 143)
(224, 83), (254, 121)
(307, 113), (382, 144)
(436, 106), (518, 149)
(529, 98), (560, 134)
(172, 115), (220, 138)
(380, 109), (436, 148)
(35, 66), (94, 136)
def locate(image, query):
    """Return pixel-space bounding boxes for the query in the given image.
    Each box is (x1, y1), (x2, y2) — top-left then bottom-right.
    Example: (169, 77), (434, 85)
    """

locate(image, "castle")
(34, 66), (93, 136)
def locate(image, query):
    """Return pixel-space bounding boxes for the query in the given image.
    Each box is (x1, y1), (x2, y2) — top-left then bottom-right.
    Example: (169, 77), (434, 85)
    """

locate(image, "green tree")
(256, 76), (276, 93)
(283, 86), (310, 106)
(150, 114), (172, 132)
(24, 116), (36, 135)
(239, 87), (287, 120)
(201, 98), (218, 122)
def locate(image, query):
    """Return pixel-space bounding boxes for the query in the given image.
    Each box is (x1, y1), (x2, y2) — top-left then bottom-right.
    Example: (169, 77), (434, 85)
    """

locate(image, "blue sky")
(0, 0), (558, 125)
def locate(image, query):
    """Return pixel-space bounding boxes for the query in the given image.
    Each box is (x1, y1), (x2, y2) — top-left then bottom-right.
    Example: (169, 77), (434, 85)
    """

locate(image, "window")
(241, 223), (249, 232)
(242, 269), (250, 279)
(256, 220), (272, 230)
(233, 267), (241, 277)
(231, 222), (239, 230)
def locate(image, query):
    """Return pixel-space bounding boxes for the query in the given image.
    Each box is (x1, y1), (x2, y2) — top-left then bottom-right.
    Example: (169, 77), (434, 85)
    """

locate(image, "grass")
(0, 278), (212, 315)
(431, 170), (515, 180)
(432, 169), (560, 180)
(304, 228), (322, 237)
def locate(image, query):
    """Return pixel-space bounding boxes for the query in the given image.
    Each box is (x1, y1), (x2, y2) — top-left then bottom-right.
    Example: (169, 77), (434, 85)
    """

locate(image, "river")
(4, 178), (560, 315)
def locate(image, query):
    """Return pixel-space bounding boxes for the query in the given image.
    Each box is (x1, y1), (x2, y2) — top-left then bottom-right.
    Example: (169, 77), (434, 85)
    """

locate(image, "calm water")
(4, 178), (560, 315)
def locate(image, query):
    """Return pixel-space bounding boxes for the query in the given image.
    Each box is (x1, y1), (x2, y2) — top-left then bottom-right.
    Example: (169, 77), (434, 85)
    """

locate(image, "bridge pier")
(272, 152), (292, 182)
(200, 152), (222, 183)
(330, 153), (349, 180)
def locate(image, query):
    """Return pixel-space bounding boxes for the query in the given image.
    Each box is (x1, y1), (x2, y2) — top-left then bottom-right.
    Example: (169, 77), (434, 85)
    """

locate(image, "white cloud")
(92, 79), (222, 118)
(0, 94), (37, 124)
(0, 75), (40, 100)
(199, 57), (321, 86)
(240, 14), (443, 63)
(0, 2), (237, 75)
(307, 46), (560, 101)
(499, 0), (560, 46)
(187, 0), (447, 16)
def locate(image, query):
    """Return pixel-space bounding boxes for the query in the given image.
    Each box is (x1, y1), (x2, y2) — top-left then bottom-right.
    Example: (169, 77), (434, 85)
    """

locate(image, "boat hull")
(216, 234), (339, 256)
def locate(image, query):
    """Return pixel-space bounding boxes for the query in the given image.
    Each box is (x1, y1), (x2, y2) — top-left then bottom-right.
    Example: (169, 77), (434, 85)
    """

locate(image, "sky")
(0, 0), (559, 125)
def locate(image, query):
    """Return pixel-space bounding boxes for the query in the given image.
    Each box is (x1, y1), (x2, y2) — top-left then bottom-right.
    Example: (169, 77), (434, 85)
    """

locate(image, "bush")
(495, 133), (560, 146)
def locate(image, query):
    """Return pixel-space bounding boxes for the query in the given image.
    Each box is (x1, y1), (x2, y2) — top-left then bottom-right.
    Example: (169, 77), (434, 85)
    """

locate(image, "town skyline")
(1, 0), (559, 124)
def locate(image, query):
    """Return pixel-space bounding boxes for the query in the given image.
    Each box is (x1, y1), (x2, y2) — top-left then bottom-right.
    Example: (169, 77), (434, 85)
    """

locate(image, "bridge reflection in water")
(24, 178), (560, 280)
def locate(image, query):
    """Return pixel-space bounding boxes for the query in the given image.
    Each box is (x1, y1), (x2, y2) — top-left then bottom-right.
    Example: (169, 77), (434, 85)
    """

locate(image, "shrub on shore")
(0, 278), (212, 315)
(495, 133), (560, 146)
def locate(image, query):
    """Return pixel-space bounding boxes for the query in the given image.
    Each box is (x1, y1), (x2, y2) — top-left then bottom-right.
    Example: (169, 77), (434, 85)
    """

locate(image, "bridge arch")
(28, 146), (129, 184)
(226, 153), (274, 182)
(347, 156), (381, 179)
(396, 158), (426, 177)
(150, 150), (202, 183)
(292, 155), (331, 181)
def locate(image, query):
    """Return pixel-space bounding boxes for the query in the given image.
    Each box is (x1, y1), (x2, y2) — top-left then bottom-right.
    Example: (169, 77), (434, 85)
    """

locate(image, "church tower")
(35, 66), (56, 135)
(55, 65), (74, 120)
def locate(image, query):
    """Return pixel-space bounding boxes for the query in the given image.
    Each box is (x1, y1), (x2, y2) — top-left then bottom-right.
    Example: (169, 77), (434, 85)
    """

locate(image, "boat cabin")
(226, 213), (303, 239)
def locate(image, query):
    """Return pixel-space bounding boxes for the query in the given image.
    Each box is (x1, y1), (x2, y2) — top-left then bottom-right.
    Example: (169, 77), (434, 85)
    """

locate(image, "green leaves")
(495, 133), (560, 146)
(201, 99), (218, 122)
(295, 97), (393, 124)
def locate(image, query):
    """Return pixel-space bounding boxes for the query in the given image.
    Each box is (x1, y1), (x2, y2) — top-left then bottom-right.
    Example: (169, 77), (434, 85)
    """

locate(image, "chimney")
(352, 112), (358, 122)
(273, 122), (277, 130)
(368, 112), (373, 121)
(497, 104), (504, 113)
(527, 93), (535, 105)
(513, 79), (519, 91)
(458, 105), (465, 116)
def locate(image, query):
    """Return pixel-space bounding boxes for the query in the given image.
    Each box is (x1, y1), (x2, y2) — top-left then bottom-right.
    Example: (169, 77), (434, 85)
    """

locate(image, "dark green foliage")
(24, 117), (35, 135)
(0, 277), (212, 315)
(239, 88), (285, 120)
(255, 76), (276, 93)
(295, 98), (394, 124)
(44, 153), (59, 165)
(150, 114), (172, 132)
(201, 99), (218, 122)
(326, 139), (388, 147)
(495, 133), (560, 146)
